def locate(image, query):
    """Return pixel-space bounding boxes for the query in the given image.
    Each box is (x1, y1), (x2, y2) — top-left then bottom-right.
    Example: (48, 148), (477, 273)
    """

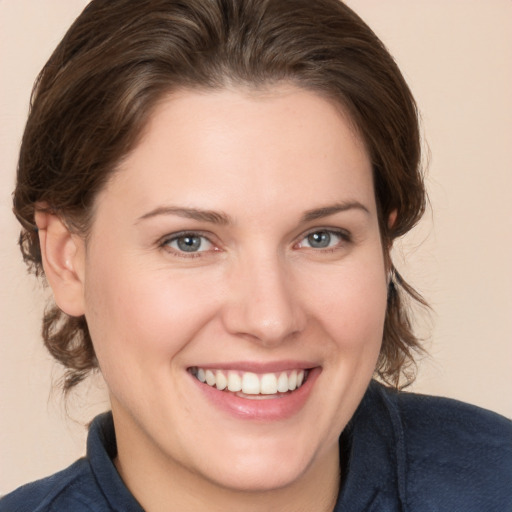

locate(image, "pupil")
(177, 235), (201, 252)
(308, 231), (330, 248)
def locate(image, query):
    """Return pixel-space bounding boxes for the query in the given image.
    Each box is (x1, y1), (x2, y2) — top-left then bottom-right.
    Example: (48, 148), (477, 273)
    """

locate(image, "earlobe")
(35, 211), (86, 317)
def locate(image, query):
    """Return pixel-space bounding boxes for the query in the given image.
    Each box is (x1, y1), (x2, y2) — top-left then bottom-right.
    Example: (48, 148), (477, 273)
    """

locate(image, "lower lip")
(189, 367), (321, 421)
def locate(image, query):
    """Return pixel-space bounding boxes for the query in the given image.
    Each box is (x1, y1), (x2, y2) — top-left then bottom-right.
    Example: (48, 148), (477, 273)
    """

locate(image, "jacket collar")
(334, 381), (406, 511)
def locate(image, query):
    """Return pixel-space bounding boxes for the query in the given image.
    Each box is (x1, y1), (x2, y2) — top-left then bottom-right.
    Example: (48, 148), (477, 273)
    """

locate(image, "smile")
(189, 367), (309, 398)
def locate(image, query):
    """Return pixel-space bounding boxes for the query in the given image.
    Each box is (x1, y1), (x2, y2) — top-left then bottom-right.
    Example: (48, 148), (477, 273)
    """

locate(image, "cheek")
(299, 259), (388, 378)
(305, 258), (387, 339)
(82, 257), (220, 377)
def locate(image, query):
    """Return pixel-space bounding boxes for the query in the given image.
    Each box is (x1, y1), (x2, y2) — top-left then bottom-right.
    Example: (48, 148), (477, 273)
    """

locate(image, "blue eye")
(164, 233), (213, 253)
(306, 231), (333, 248)
(299, 230), (348, 249)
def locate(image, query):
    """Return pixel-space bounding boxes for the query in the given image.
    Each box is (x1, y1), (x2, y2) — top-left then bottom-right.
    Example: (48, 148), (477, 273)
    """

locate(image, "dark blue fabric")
(0, 414), (143, 512)
(335, 383), (512, 511)
(2, 381), (511, 511)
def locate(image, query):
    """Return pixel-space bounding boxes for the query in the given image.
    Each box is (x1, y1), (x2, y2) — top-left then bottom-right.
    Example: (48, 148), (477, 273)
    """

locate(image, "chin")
(187, 431), (328, 493)
(203, 456), (309, 493)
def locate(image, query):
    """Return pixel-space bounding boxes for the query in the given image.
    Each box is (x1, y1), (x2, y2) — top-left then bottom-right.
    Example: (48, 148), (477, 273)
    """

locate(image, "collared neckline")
(87, 413), (145, 512)
(334, 381), (407, 511)
(86, 380), (406, 512)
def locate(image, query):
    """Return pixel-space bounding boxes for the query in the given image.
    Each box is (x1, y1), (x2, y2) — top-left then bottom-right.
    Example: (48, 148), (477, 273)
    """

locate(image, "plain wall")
(1, 0), (511, 495)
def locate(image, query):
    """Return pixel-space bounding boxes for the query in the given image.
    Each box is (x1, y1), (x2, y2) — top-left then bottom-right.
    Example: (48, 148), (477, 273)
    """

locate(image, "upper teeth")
(191, 368), (306, 395)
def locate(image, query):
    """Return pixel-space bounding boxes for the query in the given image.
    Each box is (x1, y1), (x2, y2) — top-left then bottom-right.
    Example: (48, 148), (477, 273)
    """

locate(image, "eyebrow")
(136, 200), (369, 226)
(136, 206), (231, 225)
(301, 201), (370, 222)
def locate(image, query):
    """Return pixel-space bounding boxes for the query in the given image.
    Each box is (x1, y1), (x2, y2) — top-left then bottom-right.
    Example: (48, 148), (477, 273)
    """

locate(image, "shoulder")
(378, 385), (512, 510)
(0, 458), (107, 512)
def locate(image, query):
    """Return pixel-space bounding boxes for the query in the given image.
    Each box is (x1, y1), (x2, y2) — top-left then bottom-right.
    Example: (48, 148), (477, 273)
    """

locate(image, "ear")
(387, 209), (398, 230)
(35, 211), (86, 317)
(385, 210), (398, 274)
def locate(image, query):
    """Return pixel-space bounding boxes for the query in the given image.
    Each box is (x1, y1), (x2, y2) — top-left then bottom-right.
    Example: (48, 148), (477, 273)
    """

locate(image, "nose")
(221, 252), (306, 347)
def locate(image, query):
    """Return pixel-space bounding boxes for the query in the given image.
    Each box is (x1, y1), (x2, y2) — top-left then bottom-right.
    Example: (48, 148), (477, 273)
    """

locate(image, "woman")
(1, 0), (511, 510)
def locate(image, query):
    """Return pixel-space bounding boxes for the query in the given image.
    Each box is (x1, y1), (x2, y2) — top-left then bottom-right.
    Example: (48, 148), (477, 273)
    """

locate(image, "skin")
(37, 85), (390, 512)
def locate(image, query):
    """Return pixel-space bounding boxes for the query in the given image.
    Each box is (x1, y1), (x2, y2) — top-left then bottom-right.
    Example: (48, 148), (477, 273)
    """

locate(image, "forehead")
(100, 85), (375, 221)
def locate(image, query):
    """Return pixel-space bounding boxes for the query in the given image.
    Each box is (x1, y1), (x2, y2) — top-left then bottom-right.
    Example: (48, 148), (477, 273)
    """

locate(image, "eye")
(163, 232), (215, 254)
(296, 229), (349, 250)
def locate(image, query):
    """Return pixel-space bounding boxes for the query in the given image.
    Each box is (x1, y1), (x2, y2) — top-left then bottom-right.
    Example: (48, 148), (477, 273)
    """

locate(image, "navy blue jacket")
(2, 381), (511, 511)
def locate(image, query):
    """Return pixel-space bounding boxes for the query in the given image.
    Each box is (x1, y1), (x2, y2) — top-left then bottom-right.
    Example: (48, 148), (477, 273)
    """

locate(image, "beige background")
(1, 0), (511, 495)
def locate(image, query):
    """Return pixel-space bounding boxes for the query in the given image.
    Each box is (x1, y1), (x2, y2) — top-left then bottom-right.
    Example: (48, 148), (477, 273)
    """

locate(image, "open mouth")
(188, 367), (310, 400)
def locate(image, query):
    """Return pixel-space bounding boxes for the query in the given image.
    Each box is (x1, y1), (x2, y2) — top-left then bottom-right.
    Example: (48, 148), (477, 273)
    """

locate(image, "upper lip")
(188, 360), (318, 373)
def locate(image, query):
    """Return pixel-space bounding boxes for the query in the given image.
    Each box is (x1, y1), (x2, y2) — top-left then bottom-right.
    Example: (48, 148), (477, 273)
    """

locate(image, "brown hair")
(14, 0), (426, 392)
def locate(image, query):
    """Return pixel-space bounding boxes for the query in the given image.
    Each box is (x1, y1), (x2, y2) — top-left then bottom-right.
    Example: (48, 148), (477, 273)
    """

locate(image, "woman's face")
(78, 86), (388, 492)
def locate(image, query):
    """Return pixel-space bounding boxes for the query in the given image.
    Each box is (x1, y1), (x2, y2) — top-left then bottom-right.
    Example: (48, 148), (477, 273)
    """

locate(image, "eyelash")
(295, 228), (352, 253)
(159, 228), (352, 258)
(160, 231), (217, 258)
